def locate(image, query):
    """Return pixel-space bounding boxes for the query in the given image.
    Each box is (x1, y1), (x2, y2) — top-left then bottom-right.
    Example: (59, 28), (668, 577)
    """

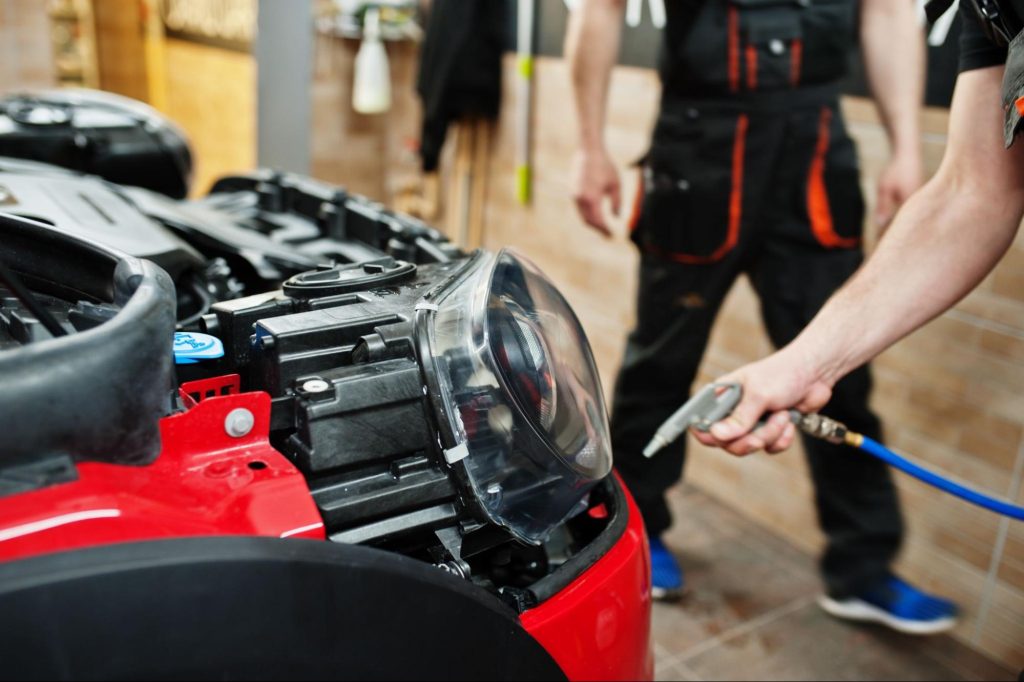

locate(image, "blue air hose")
(644, 384), (1024, 521)
(789, 411), (1024, 520)
(849, 433), (1024, 521)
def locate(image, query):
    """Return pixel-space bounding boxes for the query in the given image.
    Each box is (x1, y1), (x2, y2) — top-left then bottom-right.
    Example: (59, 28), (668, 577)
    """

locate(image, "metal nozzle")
(792, 412), (848, 444)
(643, 435), (669, 458)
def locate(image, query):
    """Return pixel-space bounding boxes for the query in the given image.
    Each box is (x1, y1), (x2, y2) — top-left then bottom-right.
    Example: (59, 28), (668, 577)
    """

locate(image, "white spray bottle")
(353, 6), (392, 114)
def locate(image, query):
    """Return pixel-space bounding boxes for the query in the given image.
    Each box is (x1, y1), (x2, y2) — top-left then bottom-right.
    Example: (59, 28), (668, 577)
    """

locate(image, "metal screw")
(436, 560), (471, 580)
(224, 408), (255, 438)
(302, 379), (330, 393)
(769, 39), (786, 55)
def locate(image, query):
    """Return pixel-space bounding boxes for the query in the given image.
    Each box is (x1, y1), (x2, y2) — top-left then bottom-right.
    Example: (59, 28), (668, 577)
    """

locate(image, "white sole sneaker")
(817, 595), (957, 635)
(651, 584), (686, 602)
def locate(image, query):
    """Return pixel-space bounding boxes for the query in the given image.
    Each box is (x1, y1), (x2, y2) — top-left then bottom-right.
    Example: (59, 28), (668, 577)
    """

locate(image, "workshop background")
(0, 0), (1021, 677)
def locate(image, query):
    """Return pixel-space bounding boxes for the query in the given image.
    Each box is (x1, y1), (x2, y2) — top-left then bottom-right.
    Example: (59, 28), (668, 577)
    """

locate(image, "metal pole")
(256, 0), (314, 174)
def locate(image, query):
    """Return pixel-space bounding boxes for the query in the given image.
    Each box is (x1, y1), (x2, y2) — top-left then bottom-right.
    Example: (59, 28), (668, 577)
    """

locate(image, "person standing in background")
(566, 0), (959, 633)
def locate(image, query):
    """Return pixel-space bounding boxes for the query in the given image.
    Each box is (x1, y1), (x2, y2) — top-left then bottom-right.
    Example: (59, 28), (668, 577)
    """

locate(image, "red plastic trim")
(0, 380), (324, 561)
(520, 474), (654, 681)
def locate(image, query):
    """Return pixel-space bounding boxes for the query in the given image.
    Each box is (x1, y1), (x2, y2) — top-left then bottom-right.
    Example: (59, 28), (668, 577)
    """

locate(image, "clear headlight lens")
(426, 249), (612, 544)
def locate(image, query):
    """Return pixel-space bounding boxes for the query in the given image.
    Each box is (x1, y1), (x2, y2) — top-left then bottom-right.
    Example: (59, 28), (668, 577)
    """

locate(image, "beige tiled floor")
(653, 485), (1019, 681)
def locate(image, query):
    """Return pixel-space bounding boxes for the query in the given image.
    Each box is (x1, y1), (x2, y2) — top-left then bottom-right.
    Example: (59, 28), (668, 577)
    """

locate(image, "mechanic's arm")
(860, 0), (926, 228)
(566, 0), (626, 236)
(696, 67), (1024, 455)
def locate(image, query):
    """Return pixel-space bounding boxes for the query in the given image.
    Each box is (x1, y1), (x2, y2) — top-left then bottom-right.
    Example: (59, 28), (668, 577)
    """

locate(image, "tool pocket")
(631, 114), (745, 264)
(730, 0), (854, 90)
(800, 106), (864, 249)
(795, 0), (856, 86)
(733, 0), (803, 91)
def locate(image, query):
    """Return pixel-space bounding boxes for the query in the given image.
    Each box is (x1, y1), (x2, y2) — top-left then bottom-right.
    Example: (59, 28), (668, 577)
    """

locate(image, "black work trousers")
(614, 89), (903, 598)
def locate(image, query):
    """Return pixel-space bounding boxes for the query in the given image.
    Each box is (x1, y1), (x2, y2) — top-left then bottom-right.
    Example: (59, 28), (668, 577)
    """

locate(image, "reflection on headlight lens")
(427, 249), (612, 544)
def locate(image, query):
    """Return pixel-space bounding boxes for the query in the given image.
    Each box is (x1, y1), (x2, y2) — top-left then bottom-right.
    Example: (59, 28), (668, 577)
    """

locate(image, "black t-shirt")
(959, 3), (1008, 71)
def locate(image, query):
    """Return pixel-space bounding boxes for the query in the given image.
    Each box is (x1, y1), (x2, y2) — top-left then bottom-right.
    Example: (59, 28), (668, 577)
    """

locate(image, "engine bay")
(0, 159), (625, 612)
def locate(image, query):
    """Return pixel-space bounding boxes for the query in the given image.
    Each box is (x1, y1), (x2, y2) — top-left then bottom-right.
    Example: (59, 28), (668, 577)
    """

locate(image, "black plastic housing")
(205, 257), (470, 548)
(0, 214), (176, 469)
(0, 89), (193, 198)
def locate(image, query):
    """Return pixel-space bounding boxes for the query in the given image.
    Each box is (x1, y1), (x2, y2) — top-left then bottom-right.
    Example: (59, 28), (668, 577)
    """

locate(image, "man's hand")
(566, 0), (625, 234)
(572, 147), (621, 237)
(860, 0), (924, 232)
(875, 151), (923, 232)
(691, 348), (835, 456)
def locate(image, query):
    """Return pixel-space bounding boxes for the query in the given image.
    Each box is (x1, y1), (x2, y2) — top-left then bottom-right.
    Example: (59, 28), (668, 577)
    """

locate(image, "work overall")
(613, 0), (901, 598)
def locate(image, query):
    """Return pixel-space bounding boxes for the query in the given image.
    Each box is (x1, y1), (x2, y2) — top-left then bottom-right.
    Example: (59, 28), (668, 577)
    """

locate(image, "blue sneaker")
(818, 574), (959, 635)
(649, 537), (685, 601)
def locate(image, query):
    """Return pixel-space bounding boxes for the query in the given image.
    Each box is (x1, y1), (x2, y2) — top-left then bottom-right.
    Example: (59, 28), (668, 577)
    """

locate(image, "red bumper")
(520, 476), (654, 681)
(0, 376), (652, 680)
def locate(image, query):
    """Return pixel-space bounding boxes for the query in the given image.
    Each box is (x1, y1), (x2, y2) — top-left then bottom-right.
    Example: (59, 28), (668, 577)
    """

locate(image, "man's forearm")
(565, 0), (625, 152)
(860, 0), (924, 155)
(789, 68), (1024, 385)
(790, 172), (1023, 385)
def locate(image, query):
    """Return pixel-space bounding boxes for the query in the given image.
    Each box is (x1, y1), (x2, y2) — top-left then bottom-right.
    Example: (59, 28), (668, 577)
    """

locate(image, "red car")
(0, 156), (652, 680)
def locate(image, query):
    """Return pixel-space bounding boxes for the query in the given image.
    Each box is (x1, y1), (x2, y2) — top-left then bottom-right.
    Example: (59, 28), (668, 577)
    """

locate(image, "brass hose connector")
(790, 411), (850, 445)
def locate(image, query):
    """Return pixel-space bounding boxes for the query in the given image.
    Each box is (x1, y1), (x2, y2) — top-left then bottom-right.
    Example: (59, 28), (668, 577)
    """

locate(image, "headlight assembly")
(421, 249), (613, 544)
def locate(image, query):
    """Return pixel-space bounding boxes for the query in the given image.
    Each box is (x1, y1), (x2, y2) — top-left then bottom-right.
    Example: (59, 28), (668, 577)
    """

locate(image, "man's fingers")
(766, 422), (796, 454)
(875, 187), (895, 228)
(575, 196), (611, 235)
(610, 181), (622, 217)
(753, 411), (792, 449)
(721, 410), (790, 456)
(690, 429), (717, 448)
(708, 393), (765, 441)
(724, 436), (763, 457)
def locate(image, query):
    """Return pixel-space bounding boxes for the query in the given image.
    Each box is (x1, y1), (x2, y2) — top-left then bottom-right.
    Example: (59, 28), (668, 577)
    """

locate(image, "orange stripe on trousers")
(628, 168), (645, 233)
(728, 6), (740, 93)
(790, 39), (803, 87)
(655, 114), (748, 265)
(807, 107), (860, 249)
(745, 44), (758, 91)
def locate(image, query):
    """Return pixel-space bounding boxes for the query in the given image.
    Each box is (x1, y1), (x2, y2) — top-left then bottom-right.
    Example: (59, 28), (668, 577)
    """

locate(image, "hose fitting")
(791, 411), (849, 444)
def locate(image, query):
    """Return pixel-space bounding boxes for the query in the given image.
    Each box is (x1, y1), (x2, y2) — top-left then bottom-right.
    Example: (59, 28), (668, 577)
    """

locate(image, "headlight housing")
(423, 249), (612, 544)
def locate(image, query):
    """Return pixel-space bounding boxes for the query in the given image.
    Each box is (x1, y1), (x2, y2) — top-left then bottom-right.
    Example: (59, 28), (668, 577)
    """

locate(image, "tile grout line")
(947, 308), (1024, 341)
(680, 488), (817, 576)
(665, 594), (818, 667)
(971, 434), (1024, 646)
(670, 659), (705, 682)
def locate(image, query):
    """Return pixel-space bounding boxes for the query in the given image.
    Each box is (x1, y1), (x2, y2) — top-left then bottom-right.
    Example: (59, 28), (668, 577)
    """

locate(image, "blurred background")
(0, 0), (1020, 676)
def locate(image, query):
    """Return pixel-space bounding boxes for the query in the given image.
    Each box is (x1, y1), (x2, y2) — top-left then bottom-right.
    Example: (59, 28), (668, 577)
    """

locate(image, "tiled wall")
(309, 32), (424, 203)
(0, 0), (55, 91)
(91, 0), (149, 102)
(477, 56), (1024, 668)
(161, 38), (255, 195)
